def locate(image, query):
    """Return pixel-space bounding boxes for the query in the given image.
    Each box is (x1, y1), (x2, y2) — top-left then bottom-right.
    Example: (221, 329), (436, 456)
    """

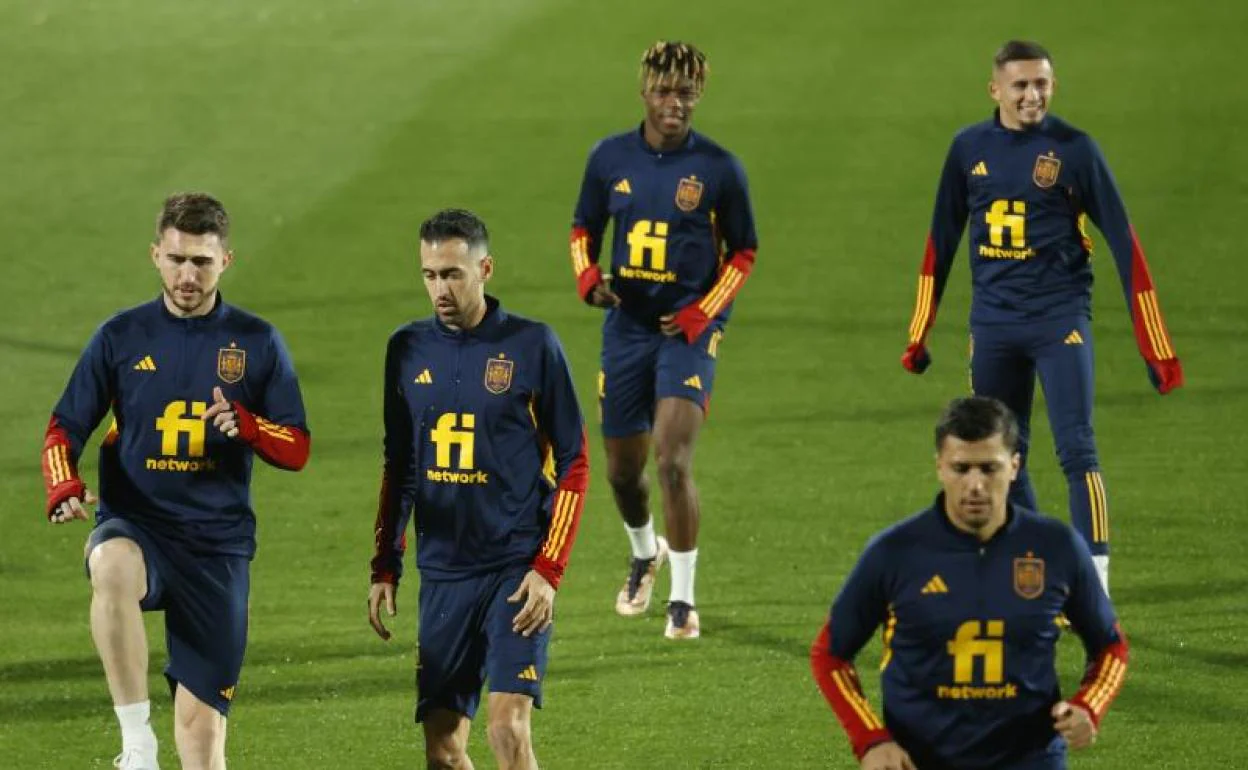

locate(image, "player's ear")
(149, 241), (160, 267)
(479, 254), (494, 282)
(222, 250), (234, 270)
(1008, 451), (1021, 482)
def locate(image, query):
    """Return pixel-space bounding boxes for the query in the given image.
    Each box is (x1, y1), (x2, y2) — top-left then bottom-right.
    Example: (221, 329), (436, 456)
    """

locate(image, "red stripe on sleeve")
(570, 226), (603, 301)
(532, 427), (590, 589)
(370, 470), (406, 585)
(810, 623), (893, 759)
(232, 402), (310, 471)
(41, 416), (85, 518)
(1126, 226), (1179, 364)
(1070, 626), (1130, 727)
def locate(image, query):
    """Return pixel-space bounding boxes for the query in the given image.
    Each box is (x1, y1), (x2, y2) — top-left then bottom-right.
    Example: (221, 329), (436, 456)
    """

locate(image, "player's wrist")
(231, 401), (259, 442)
(531, 556), (562, 590)
(45, 478), (86, 518)
(1066, 697), (1100, 728)
(576, 264), (604, 302)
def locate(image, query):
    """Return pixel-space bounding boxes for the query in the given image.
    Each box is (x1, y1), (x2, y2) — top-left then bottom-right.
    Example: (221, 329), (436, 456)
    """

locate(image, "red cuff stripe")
(699, 267), (744, 317)
(1136, 291), (1175, 360)
(542, 490), (580, 560)
(908, 275), (935, 343)
(1084, 656), (1127, 715)
(830, 669), (885, 731)
(570, 228), (592, 276)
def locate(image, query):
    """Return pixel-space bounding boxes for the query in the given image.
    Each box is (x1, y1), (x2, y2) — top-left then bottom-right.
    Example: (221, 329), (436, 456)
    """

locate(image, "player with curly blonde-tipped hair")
(568, 40), (759, 639)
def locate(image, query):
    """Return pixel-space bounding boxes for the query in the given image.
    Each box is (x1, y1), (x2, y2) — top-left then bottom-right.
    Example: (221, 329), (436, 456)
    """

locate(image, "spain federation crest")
(1013, 554), (1045, 600)
(1032, 153), (1062, 188)
(675, 175), (704, 212)
(484, 356), (514, 395)
(217, 346), (246, 384)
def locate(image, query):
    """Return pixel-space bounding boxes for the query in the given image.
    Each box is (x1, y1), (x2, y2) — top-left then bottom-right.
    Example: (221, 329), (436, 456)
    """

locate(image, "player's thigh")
(654, 323), (721, 417)
(163, 555), (250, 716)
(600, 319), (660, 439)
(652, 398), (704, 470)
(970, 326), (1037, 425)
(1034, 318), (1096, 442)
(84, 517), (164, 606)
(484, 568), (550, 708)
(417, 577), (490, 722)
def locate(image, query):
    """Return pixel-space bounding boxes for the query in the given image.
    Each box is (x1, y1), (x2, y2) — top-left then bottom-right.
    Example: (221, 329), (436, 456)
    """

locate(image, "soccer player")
(41, 193), (311, 770)
(569, 40), (758, 638)
(811, 397), (1128, 770)
(900, 40), (1184, 592)
(368, 209), (589, 770)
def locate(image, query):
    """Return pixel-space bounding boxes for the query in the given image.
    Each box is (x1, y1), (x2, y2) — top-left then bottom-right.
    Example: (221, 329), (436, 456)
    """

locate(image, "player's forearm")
(232, 402), (310, 471)
(370, 469), (409, 584)
(41, 416), (86, 516)
(1113, 226), (1179, 365)
(569, 226), (604, 301)
(810, 623), (893, 759)
(1070, 634), (1129, 727)
(671, 248), (755, 343)
(532, 429), (590, 588)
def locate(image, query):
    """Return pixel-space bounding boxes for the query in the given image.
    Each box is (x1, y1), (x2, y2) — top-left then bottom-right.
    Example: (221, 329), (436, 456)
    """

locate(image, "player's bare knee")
(654, 449), (692, 491)
(425, 744), (470, 770)
(485, 707), (531, 758)
(87, 538), (145, 598)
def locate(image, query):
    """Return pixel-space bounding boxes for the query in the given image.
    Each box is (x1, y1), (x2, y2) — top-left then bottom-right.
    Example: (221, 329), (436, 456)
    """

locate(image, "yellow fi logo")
(986, 200), (1026, 248)
(155, 401), (207, 457)
(626, 220), (669, 270)
(428, 413), (488, 484)
(947, 619), (1004, 684)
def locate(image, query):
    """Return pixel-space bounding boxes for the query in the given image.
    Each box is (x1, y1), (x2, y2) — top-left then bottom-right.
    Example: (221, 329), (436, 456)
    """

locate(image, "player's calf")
(172, 687), (227, 770)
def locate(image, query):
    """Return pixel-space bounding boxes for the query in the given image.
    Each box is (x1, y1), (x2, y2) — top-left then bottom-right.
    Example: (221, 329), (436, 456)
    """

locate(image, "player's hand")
(507, 570), (554, 637)
(860, 741), (916, 770)
(659, 313), (681, 336)
(201, 386), (240, 438)
(368, 581), (398, 641)
(588, 281), (621, 309)
(1052, 701), (1097, 750)
(900, 342), (931, 374)
(49, 489), (97, 524)
(1145, 357), (1183, 395)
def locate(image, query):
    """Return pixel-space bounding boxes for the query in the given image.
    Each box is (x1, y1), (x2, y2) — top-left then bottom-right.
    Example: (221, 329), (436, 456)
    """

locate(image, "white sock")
(625, 520), (658, 560)
(1092, 555), (1109, 596)
(115, 700), (157, 749)
(669, 549), (697, 606)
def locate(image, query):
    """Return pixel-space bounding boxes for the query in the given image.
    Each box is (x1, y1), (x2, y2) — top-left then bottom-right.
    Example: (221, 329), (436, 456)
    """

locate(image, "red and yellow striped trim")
(697, 265), (745, 317)
(256, 417), (295, 443)
(1084, 656), (1127, 716)
(830, 669), (884, 731)
(541, 490), (581, 560)
(1135, 290), (1175, 360)
(45, 445), (72, 485)
(908, 275), (935, 343)
(1085, 471), (1109, 543)
(570, 233), (592, 276)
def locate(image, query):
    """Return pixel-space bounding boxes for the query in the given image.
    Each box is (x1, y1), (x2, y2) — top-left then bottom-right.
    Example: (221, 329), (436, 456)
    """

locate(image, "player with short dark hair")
(42, 192), (311, 769)
(811, 396), (1129, 770)
(370, 208), (589, 769)
(569, 40), (759, 638)
(901, 40), (1183, 592)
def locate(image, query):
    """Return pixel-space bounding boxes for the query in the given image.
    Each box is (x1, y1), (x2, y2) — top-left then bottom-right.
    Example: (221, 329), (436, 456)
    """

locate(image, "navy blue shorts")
(85, 517), (249, 716)
(599, 308), (724, 438)
(416, 566), (550, 722)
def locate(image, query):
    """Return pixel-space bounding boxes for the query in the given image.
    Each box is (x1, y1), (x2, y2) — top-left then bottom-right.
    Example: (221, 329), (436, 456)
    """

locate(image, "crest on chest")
(484, 355), (514, 395)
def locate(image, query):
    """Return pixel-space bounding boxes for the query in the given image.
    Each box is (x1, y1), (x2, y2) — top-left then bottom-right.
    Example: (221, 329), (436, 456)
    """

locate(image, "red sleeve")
(531, 427), (590, 589)
(1069, 626), (1130, 727)
(570, 226), (604, 302)
(810, 622), (893, 759)
(370, 470), (407, 585)
(1124, 227), (1183, 390)
(671, 249), (756, 343)
(41, 416), (85, 518)
(233, 402), (310, 471)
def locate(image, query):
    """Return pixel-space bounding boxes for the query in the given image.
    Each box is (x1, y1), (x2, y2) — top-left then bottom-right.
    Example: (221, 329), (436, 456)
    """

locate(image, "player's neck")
(643, 123), (690, 153)
(162, 289), (218, 318)
(451, 299), (488, 332)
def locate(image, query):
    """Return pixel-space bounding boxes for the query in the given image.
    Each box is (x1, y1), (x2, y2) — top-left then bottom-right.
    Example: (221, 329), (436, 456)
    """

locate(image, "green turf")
(2, 0), (1246, 767)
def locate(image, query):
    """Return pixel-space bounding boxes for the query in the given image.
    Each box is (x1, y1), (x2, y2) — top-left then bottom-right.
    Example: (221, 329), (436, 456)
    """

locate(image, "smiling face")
(151, 228), (231, 317)
(641, 73), (701, 148)
(991, 58), (1055, 130)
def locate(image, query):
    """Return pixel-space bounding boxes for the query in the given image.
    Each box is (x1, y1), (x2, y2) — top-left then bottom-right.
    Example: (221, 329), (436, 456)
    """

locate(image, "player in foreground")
(569, 40), (759, 637)
(811, 396), (1128, 770)
(900, 40), (1183, 592)
(369, 209), (589, 769)
(42, 193), (311, 769)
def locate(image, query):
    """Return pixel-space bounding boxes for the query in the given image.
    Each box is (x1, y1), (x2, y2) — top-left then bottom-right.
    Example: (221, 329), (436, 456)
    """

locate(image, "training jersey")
(812, 497), (1129, 769)
(42, 295), (310, 558)
(370, 297), (589, 589)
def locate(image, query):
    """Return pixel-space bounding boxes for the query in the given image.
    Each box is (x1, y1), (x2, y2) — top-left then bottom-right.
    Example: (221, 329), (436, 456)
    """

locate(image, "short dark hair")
(419, 208), (489, 252)
(640, 40), (709, 93)
(156, 192), (229, 242)
(994, 40), (1052, 69)
(935, 396), (1020, 452)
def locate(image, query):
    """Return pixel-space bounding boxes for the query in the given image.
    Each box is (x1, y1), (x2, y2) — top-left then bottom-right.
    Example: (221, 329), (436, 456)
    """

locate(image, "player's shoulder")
(1012, 505), (1085, 548)
(951, 117), (997, 145)
(219, 301), (281, 338)
(864, 506), (938, 556)
(496, 307), (564, 350)
(587, 129), (638, 159)
(97, 298), (163, 337)
(388, 318), (436, 347)
(1041, 114), (1091, 144)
